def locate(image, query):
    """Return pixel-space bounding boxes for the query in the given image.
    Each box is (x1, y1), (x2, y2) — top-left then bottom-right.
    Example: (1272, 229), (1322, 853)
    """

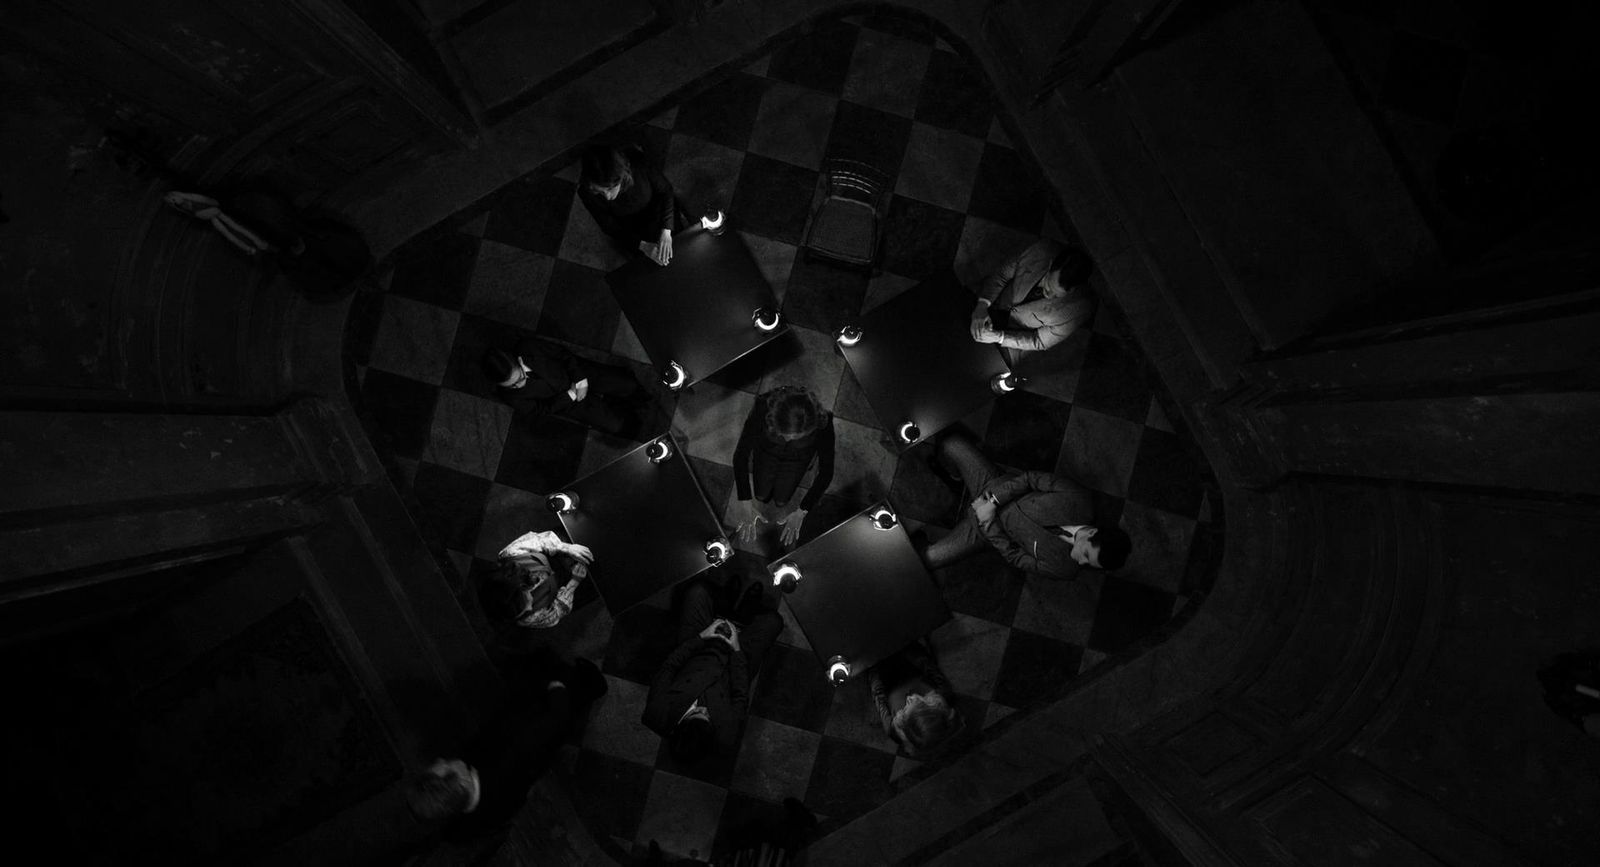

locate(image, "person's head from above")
(1060, 525), (1132, 570)
(670, 707), (713, 762)
(404, 758), (478, 820)
(764, 386), (825, 443)
(488, 557), (558, 622)
(482, 348), (526, 389)
(892, 691), (964, 755)
(1039, 246), (1093, 299)
(580, 145), (634, 201)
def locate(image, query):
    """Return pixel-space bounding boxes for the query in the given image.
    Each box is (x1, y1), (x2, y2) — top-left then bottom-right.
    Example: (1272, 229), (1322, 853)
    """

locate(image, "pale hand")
(564, 542), (595, 565)
(571, 378), (590, 402)
(699, 618), (741, 651)
(969, 304), (991, 340)
(779, 508), (807, 548)
(654, 229), (674, 266)
(970, 494), (998, 523)
(973, 322), (1003, 344)
(733, 500), (766, 543)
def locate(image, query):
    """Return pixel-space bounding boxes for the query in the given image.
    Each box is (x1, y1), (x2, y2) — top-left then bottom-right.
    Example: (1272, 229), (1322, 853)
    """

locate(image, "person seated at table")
(577, 141), (690, 267)
(405, 649), (607, 851)
(486, 529), (594, 629)
(920, 430), (1132, 580)
(969, 239), (1096, 358)
(482, 338), (650, 440)
(868, 639), (967, 759)
(730, 385), (836, 549)
(642, 578), (782, 762)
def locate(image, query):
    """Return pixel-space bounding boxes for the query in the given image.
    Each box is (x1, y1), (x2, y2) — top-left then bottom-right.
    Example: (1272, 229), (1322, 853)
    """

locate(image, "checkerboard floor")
(343, 11), (1222, 862)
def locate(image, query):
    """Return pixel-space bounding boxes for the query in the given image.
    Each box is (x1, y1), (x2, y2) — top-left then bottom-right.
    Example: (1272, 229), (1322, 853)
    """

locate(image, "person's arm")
(981, 470), (1076, 508)
(515, 576), (578, 629)
(497, 530), (564, 561)
(642, 637), (705, 735)
(578, 185), (627, 241)
(977, 513), (1043, 573)
(644, 160), (676, 238)
(797, 420), (836, 512)
(509, 340), (580, 414)
(995, 303), (1093, 352)
(869, 668), (896, 738)
(731, 403), (762, 503)
(980, 250), (1022, 305)
(729, 646), (751, 716)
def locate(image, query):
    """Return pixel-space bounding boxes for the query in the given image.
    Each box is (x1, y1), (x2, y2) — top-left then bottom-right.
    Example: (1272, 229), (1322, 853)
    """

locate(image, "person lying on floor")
(483, 338), (651, 440)
(920, 430), (1132, 580)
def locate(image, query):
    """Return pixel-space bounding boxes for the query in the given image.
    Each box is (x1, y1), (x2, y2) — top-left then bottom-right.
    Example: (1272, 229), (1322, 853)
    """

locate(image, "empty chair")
(801, 159), (890, 269)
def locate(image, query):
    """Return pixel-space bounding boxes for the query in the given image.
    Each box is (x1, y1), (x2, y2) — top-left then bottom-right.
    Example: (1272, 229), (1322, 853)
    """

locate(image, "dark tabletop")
(775, 503), (951, 679)
(557, 434), (724, 613)
(838, 274), (1009, 447)
(607, 225), (786, 387)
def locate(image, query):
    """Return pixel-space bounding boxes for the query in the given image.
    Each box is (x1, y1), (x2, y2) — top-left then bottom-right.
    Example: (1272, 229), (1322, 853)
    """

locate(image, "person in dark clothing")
(578, 143), (689, 266)
(482, 338), (651, 440)
(404, 654), (608, 847)
(868, 640), (967, 759)
(730, 386), (836, 549)
(641, 578), (782, 762)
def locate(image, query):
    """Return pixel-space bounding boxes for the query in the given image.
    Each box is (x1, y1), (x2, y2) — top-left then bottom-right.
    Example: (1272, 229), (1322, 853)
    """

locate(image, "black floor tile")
(966, 143), (1047, 234)
(536, 259), (622, 353)
(713, 792), (814, 864)
(783, 254), (870, 333)
(991, 628), (1084, 709)
(688, 455), (736, 524)
(932, 547), (1024, 625)
(495, 412), (589, 494)
(483, 173), (575, 256)
(358, 368), (439, 460)
(343, 289), (385, 367)
(823, 100), (913, 180)
(1125, 428), (1205, 519)
(831, 366), (879, 427)
(1380, 32), (1468, 125)
(730, 153), (818, 246)
(879, 195), (967, 281)
(1086, 576), (1176, 653)
(653, 728), (737, 789)
(568, 749), (654, 843)
(675, 72), (770, 152)
(1091, 490), (1126, 534)
(411, 461), (492, 553)
(803, 736), (896, 822)
(767, 18), (860, 94)
(859, 11), (936, 44)
(441, 312), (534, 399)
(914, 49), (995, 138)
(388, 230), (480, 310)
(985, 391), (1072, 472)
(749, 643), (836, 733)
(602, 602), (679, 684)
(1071, 333), (1152, 424)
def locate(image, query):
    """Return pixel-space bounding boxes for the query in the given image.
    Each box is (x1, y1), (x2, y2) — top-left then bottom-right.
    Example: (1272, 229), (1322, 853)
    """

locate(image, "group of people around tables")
(402, 139), (1136, 858)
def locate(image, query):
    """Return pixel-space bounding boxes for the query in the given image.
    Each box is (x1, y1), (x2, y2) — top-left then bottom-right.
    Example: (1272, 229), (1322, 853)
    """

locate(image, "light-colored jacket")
(981, 239), (1096, 352)
(496, 530), (589, 628)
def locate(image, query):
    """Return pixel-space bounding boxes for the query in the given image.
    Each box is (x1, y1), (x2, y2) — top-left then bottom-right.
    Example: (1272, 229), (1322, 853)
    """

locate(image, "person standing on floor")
(920, 430), (1133, 580)
(483, 337), (651, 440)
(969, 239), (1097, 360)
(577, 141), (689, 267)
(729, 386), (836, 549)
(641, 578), (782, 762)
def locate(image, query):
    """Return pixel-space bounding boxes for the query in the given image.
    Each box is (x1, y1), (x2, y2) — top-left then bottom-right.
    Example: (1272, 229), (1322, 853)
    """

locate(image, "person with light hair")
(869, 640), (967, 759)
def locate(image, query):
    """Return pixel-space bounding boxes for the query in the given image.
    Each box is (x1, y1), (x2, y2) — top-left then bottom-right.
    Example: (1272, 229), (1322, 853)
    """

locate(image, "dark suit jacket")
(496, 338), (589, 416)
(977, 471), (1095, 580)
(641, 636), (748, 754)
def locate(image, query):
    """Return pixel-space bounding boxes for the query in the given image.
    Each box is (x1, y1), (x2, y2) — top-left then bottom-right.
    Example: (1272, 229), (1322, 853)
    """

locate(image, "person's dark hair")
(580, 144), (633, 189)
(404, 767), (474, 820)
(764, 386), (824, 440)
(1090, 525), (1132, 571)
(894, 698), (965, 757)
(1049, 246), (1093, 287)
(670, 715), (713, 762)
(481, 348), (517, 384)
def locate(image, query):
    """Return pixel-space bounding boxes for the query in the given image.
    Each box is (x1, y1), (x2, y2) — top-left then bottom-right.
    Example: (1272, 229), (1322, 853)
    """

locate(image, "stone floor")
(343, 10), (1220, 863)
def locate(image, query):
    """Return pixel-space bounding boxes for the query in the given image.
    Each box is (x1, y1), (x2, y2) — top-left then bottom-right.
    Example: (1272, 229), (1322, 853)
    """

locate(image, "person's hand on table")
(969, 302), (992, 340)
(567, 378), (590, 402)
(563, 542), (595, 565)
(779, 508), (807, 548)
(970, 492), (998, 523)
(654, 229), (674, 266)
(733, 500), (766, 543)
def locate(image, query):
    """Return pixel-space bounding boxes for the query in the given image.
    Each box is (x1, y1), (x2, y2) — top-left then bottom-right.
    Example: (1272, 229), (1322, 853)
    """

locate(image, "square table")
(607, 223), (787, 388)
(554, 433), (726, 613)
(837, 273), (1010, 449)
(774, 502), (951, 680)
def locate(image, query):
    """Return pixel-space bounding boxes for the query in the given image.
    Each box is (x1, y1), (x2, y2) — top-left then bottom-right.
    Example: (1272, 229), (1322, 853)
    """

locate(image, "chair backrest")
(821, 158), (889, 205)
